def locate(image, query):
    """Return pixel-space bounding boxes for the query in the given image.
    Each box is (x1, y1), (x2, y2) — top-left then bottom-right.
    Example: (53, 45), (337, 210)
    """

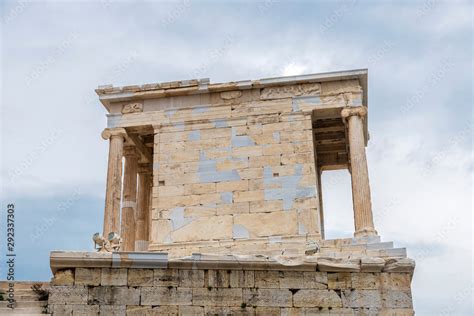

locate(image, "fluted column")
(135, 164), (152, 251)
(101, 128), (126, 237)
(121, 146), (138, 251)
(341, 106), (377, 237)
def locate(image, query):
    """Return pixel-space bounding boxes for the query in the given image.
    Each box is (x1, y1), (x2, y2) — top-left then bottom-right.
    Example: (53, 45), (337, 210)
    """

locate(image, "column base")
(354, 227), (378, 238)
(135, 240), (149, 252)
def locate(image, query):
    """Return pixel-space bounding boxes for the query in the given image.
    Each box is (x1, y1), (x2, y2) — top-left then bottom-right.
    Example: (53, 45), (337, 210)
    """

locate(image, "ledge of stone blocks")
(50, 250), (414, 275)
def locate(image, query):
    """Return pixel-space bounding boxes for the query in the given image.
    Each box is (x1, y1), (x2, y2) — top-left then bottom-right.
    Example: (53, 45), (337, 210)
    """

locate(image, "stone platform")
(48, 238), (415, 315)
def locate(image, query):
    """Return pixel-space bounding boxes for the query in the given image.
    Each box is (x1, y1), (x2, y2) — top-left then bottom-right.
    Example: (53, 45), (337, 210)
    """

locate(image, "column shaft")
(102, 128), (126, 237)
(343, 107), (377, 237)
(135, 169), (151, 251)
(121, 147), (138, 251)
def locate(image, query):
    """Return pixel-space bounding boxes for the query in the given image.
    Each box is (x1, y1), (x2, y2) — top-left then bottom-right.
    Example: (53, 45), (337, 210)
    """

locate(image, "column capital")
(341, 106), (367, 121)
(102, 127), (127, 140)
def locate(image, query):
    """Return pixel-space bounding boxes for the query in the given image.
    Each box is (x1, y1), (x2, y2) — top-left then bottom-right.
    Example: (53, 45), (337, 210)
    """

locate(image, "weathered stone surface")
(179, 269), (205, 287)
(279, 271), (303, 289)
(50, 303), (100, 316)
(243, 288), (292, 307)
(89, 286), (139, 305)
(351, 272), (380, 289)
(75, 268), (101, 286)
(318, 258), (360, 272)
(293, 289), (342, 308)
(128, 268), (154, 286)
(140, 287), (192, 306)
(204, 306), (254, 316)
(193, 288), (242, 307)
(101, 268), (127, 286)
(303, 271), (328, 289)
(361, 257), (385, 272)
(380, 273), (412, 290)
(208, 270), (230, 288)
(229, 270), (255, 288)
(52, 269), (75, 286)
(49, 286), (88, 304)
(342, 289), (382, 308)
(254, 270), (280, 288)
(382, 290), (413, 308)
(127, 305), (179, 315)
(384, 258), (416, 273)
(154, 268), (180, 287)
(328, 272), (352, 289)
(100, 305), (126, 316)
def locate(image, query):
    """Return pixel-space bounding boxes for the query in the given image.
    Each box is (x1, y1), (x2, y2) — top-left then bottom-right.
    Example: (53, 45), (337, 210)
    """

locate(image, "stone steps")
(0, 282), (49, 315)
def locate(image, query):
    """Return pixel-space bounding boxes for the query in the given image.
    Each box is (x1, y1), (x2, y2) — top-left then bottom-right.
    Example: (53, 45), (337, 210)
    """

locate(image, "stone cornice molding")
(49, 251), (415, 274)
(101, 127), (127, 140)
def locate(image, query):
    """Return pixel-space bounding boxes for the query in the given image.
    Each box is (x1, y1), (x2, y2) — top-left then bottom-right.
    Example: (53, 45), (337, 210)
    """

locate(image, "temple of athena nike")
(47, 69), (415, 315)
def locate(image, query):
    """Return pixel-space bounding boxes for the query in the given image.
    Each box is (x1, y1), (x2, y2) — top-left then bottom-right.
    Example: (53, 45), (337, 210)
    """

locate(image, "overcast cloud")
(0, 1), (472, 315)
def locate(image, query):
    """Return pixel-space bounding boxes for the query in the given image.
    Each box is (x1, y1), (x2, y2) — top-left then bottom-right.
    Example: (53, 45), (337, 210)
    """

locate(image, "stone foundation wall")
(48, 266), (413, 315)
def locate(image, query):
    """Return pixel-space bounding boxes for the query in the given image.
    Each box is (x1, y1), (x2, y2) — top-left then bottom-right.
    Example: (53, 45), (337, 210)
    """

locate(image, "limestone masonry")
(44, 69), (415, 315)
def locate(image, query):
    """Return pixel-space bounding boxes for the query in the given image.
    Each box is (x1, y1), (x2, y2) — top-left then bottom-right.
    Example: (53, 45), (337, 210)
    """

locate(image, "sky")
(0, 0), (472, 314)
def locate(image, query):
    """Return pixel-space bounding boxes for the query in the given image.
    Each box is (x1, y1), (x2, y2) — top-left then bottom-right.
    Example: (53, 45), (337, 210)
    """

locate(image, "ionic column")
(135, 164), (152, 251)
(121, 146), (138, 251)
(341, 106), (377, 237)
(101, 128), (127, 237)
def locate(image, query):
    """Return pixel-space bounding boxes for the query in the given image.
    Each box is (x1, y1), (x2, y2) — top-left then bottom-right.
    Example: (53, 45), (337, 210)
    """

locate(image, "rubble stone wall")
(48, 266), (413, 315)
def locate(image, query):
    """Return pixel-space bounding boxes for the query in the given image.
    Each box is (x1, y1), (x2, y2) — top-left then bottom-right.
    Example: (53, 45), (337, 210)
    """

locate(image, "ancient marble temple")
(48, 70), (415, 315)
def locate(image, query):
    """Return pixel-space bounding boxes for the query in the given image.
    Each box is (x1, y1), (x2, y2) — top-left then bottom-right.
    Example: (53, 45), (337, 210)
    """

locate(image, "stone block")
(255, 307), (280, 315)
(255, 270), (280, 288)
(193, 288), (243, 307)
(128, 269), (154, 286)
(208, 270), (230, 288)
(52, 269), (75, 286)
(89, 286), (140, 305)
(140, 287), (192, 306)
(342, 289), (382, 308)
(382, 290), (413, 308)
(101, 268), (127, 286)
(351, 272), (380, 289)
(303, 272), (328, 289)
(216, 180), (249, 192)
(217, 202), (249, 215)
(178, 306), (204, 315)
(170, 215), (233, 242)
(238, 167), (264, 180)
(233, 190), (264, 202)
(99, 305), (126, 316)
(158, 185), (185, 197)
(204, 306), (254, 316)
(380, 273), (412, 291)
(48, 286), (88, 304)
(243, 288), (292, 307)
(179, 269), (205, 287)
(379, 309), (414, 316)
(301, 307), (354, 315)
(249, 200), (283, 213)
(249, 155), (281, 168)
(328, 273), (352, 289)
(279, 271), (304, 289)
(154, 269), (180, 286)
(233, 211), (298, 237)
(185, 183), (216, 195)
(75, 268), (101, 286)
(230, 270), (255, 288)
(72, 305), (100, 316)
(232, 146), (263, 158)
(293, 289), (343, 308)
(127, 305), (179, 315)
